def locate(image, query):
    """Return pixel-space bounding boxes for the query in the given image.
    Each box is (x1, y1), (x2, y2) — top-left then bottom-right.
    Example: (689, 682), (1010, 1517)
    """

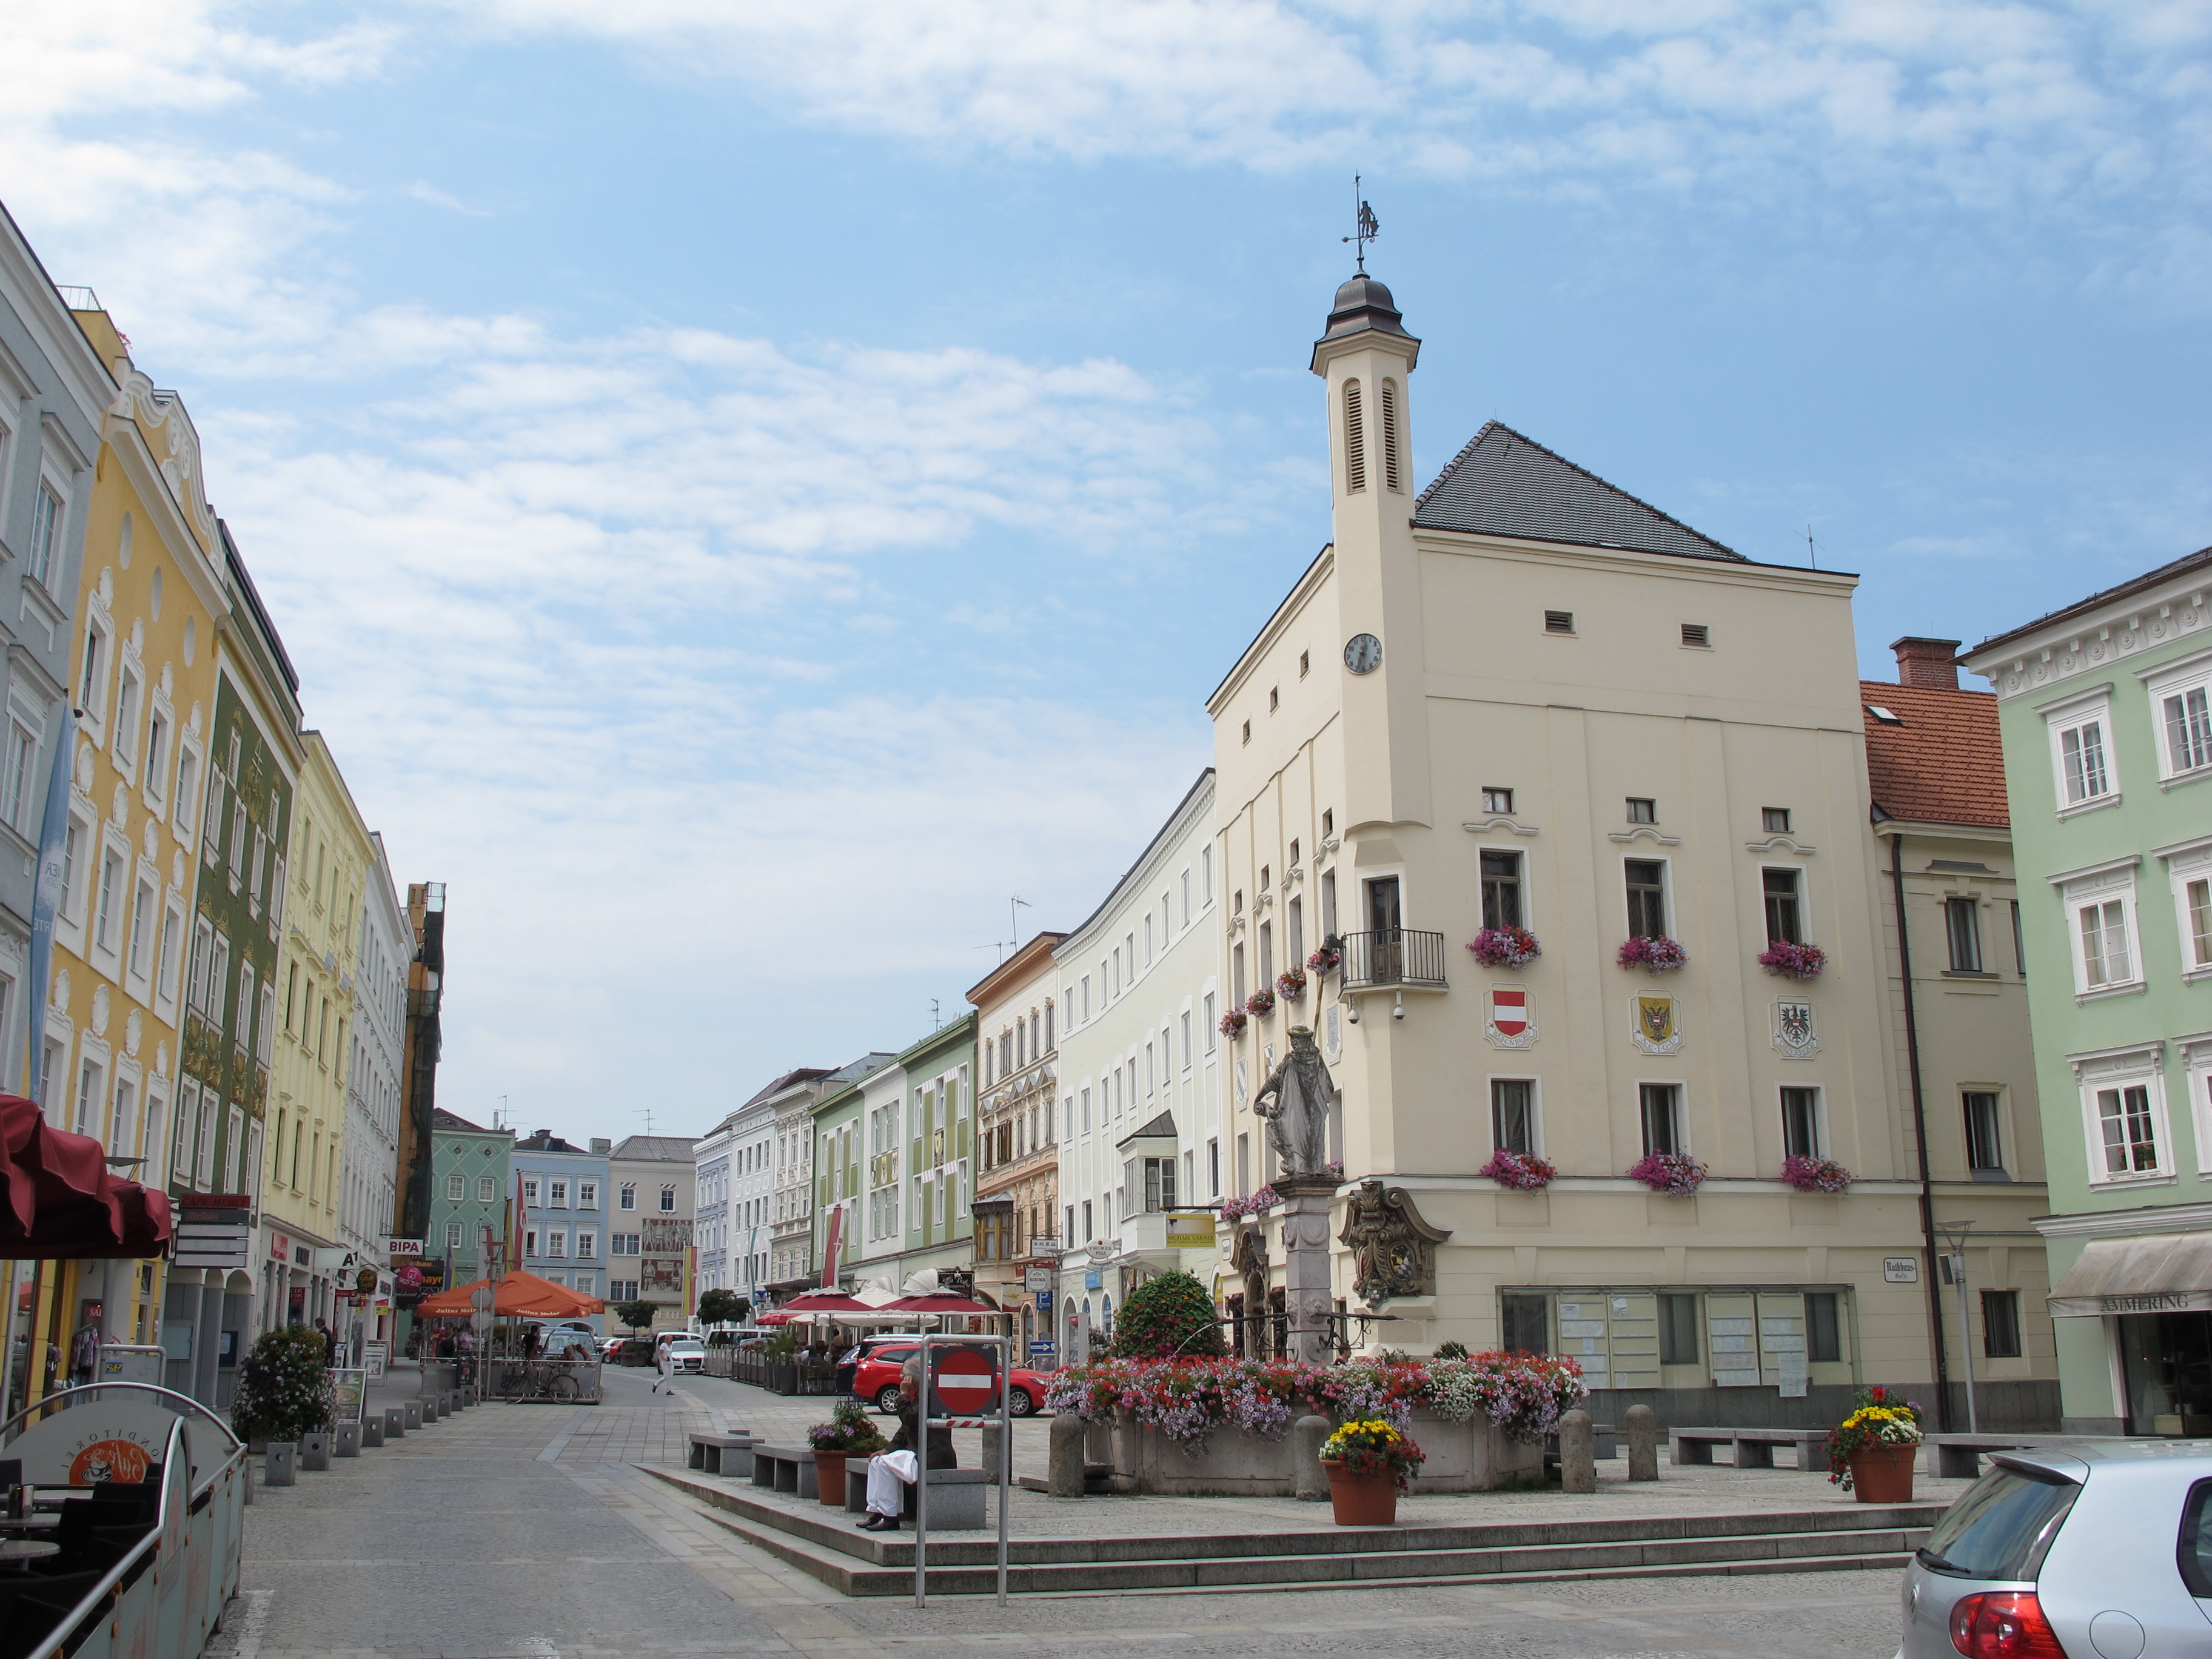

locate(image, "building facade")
(1053, 774), (1223, 1362)
(888, 1014), (977, 1289)
(608, 1133), (697, 1333)
(337, 833), (409, 1359)
(1964, 548), (2212, 1435)
(692, 1124), (732, 1302)
(512, 1131), (610, 1302)
(426, 1107), (511, 1294)
(811, 1073), (868, 1296)
(969, 933), (1066, 1362)
(1202, 272), (1968, 1420)
(854, 1055), (911, 1285)
(394, 881), (446, 1243)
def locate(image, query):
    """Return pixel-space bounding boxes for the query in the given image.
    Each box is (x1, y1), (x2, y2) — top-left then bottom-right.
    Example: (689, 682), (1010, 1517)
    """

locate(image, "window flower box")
(1307, 937), (1343, 976)
(1780, 1155), (1852, 1194)
(1468, 927), (1541, 970)
(1478, 1149), (1556, 1191)
(1617, 936), (1689, 973)
(1757, 940), (1826, 980)
(1627, 1151), (1706, 1195)
(1275, 967), (1308, 1000)
(1221, 1184), (1279, 1221)
(1244, 987), (1277, 1017)
(1218, 1008), (1248, 1039)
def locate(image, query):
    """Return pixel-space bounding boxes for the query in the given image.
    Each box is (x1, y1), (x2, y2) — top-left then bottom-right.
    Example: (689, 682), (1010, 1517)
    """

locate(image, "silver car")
(1900, 1441), (2212, 1658)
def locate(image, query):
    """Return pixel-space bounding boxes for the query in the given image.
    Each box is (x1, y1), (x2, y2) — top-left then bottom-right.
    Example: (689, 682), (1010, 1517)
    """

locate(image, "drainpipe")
(1888, 826), (1954, 1432)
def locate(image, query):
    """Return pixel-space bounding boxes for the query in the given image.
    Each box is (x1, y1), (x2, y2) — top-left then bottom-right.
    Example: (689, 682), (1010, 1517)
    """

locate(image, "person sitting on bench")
(859, 1357), (957, 1530)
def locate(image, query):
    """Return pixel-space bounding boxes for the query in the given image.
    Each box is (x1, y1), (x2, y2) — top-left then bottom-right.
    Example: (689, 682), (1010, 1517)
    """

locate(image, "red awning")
(882, 1292), (1001, 1317)
(753, 1310), (796, 1326)
(414, 1270), (606, 1318)
(774, 1292), (874, 1313)
(0, 1093), (171, 1259)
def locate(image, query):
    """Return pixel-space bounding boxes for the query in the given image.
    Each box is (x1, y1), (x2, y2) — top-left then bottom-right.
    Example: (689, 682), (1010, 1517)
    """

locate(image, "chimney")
(590, 1137), (611, 1154)
(1891, 637), (1962, 692)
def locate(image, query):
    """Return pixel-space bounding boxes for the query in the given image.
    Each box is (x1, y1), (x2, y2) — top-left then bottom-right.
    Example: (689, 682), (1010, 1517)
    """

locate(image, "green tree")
(230, 1329), (335, 1444)
(1110, 1270), (1227, 1359)
(613, 1299), (660, 1335)
(696, 1289), (749, 1327)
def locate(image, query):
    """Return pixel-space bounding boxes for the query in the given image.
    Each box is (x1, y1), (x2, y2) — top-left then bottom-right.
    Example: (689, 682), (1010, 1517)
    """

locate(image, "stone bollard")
(403, 1399), (422, 1431)
(1624, 1404), (1658, 1482)
(425, 1395), (442, 1423)
(1047, 1413), (1086, 1498)
(264, 1443), (297, 1487)
(363, 1414), (384, 1447)
(980, 1421), (1005, 1484)
(385, 1406), (406, 1439)
(1111, 1410), (1144, 1495)
(442, 1390), (457, 1415)
(1292, 1415), (1332, 1502)
(335, 1421), (361, 1457)
(1558, 1409), (1597, 1494)
(300, 1431), (330, 1472)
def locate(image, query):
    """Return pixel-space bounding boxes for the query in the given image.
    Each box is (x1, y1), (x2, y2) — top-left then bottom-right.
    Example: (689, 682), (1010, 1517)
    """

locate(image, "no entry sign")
(927, 1344), (1000, 1419)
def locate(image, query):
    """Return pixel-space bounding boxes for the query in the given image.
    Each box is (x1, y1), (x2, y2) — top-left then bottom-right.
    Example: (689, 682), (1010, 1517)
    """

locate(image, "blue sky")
(9, 1), (2207, 1142)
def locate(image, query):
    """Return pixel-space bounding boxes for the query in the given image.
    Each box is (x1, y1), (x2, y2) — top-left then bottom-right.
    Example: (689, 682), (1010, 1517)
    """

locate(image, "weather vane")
(1342, 176), (1379, 273)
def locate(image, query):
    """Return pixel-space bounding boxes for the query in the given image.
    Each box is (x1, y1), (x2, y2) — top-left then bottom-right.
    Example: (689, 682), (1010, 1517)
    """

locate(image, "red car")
(850, 1339), (1051, 1417)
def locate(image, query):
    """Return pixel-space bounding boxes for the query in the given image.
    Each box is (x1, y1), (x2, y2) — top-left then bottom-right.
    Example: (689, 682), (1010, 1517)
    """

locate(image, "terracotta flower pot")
(1322, 1458), (1398, 1526)
(813, 1450), (849, 1503)
(1847, 1443), (1917, 1503)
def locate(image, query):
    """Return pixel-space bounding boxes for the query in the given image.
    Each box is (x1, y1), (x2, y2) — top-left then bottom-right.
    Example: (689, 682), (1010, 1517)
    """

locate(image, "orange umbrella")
(415, 1269), (605, 1318)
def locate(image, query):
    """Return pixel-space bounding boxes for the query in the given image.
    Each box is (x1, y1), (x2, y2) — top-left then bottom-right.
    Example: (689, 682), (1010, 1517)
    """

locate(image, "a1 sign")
(927, 1345), (1000, 1420)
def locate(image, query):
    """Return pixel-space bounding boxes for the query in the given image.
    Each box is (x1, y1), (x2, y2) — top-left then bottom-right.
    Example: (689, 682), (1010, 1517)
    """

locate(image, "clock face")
(1344, 632), (1383, 674)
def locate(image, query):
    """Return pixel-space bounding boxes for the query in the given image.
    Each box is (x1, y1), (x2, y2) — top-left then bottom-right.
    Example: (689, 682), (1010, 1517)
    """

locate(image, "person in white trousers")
(651, 1339), (675, 1395)
(859, 1358), (928, 1530)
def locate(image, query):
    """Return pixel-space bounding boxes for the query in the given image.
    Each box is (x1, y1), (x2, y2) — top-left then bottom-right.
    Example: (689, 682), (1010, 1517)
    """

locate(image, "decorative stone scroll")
(1338, 1180), (1452, 1309)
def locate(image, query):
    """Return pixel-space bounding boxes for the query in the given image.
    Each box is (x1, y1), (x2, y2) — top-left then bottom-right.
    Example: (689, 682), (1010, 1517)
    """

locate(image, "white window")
(2045, 693), (2118, 814)
(28, 478), (66, 589)
(446, 1221), (463, 1250)
(113, 663), (142, 774)
(175, 742), (201, 851)
(156, 900), (186, 1012)
(522, 1176), (540, 1205)
(2079, 899), (2134, 988)
(2076, 1046), (2171, 1185)
(447, 1173), (464, 1201)
(126, 876), (155, 987)
(144, 707), (170, 809)
(73, 1057), (101, 1136)
(2145, 649), (2212, 782)
(143, 1088), (167, 1188)
(576, 1230), (596, 1259)
(523, 1227), (538, 1256)
(2, 720), (35, 832)
(659, 1184), (676, 1212)
(549, 1179), (568, 1208)
(78, 615), (110, 728)
(92, 846), (123, 956)
(578, 1180), (597, 1208)
(2058, 862), (2143, 999)
(547, 1228), (567, 1258)
(224, 1104), (243, 1191)
(478, 1176), (497, 1203)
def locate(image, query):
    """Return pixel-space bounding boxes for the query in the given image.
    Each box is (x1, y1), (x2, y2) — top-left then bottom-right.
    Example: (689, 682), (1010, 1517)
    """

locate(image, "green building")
(428, 1108), (514, 1287)
(896, 1013), (977, 1286)
(1965, 546), (2212, 1435)
(811, 1074), (867, 1287)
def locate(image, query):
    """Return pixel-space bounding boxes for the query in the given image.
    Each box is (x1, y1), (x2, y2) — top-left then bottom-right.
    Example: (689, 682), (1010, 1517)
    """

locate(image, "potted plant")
(1307, 936), (1343, 976)
(1219, 1008), (1248, 1039)
(1468, 926), (1541, 969)
(1628, 1151), (1707, 1196)
(1318, 1418), (1424, 1524)
(1275, 965), (1309, 1000)
(1757, 940), (1827, 980)
(1826, 1386), (1922, 1501)
(808, 1399), (889, 1503)
(231, 1329), (334, 1454)
(1780, 1155), (1852, 1194)
(1245, 986), (1278, 1017)
(1617, 936), (1689, 973)
(1478, 1148), (1557, 1191)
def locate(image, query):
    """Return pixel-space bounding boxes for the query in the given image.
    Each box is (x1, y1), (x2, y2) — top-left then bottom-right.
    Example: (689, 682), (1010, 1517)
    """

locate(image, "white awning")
(2048, 1233), (2212, 1318)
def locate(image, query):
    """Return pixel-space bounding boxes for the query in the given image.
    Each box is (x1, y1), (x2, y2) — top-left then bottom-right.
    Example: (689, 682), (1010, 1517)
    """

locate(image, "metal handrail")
(0, 1380), (244, 1482)
(1338, 927), (1449, 991)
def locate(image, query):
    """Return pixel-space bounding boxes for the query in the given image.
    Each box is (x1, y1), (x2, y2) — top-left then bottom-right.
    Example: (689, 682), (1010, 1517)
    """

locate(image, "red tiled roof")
(1860, 680), (2009, 830)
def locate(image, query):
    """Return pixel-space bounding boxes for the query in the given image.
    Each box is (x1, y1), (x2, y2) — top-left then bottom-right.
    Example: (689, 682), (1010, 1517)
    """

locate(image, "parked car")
(600, 1336), (626, 1362)
(850, 1339), (1050, 1416)
(660, 1337), (708, 1373)
(538, 1327), (598, 1360)
(1898, 1441), (2212, 1657)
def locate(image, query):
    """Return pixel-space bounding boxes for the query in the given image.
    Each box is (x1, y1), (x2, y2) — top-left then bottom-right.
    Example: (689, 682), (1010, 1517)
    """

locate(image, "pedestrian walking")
(651, 1336), (675, 1395)
(69, 1312), (101, 1388)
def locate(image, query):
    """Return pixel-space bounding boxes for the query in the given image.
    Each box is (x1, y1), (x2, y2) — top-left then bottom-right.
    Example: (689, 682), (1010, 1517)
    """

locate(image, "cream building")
(1205, 272), (2028, 1423)
(968, 931), (1066, 1361)
(1054, 771), (1224, 1362)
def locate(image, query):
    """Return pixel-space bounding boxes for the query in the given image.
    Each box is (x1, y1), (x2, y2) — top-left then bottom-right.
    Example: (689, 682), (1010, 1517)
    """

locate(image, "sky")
(7, 1), (2207, 1144)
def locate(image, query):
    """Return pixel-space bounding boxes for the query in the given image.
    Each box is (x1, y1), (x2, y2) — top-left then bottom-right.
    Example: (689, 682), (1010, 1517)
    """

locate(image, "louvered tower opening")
(1342, 380), (1366, 493)
(1379, 379), (1401, 492)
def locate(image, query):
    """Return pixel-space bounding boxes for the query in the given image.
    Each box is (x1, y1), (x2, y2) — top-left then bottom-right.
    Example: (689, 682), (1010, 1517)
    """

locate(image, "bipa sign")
(386, 1238), (425, 1259)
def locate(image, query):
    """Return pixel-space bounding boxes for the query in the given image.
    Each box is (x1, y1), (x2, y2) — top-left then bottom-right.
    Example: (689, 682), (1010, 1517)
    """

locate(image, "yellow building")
(260, 732), (375, 1332)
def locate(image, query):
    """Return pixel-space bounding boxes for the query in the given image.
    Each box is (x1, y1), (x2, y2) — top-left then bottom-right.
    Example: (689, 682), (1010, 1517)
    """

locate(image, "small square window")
(1544, 610), (1575, 634)
(1681, 623), (1710, 648)
(1626, 797), (1657, 824)
(1481, 786), (1514, 816)
(1762, 807), (1791, 834)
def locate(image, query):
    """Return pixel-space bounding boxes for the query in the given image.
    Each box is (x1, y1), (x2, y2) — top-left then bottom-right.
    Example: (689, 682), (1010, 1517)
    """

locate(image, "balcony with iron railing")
(1338, 928), (1449, 991)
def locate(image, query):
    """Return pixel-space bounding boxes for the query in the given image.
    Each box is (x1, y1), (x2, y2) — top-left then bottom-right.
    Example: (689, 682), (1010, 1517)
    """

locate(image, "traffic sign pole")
(912, 1332), (1012, 1607)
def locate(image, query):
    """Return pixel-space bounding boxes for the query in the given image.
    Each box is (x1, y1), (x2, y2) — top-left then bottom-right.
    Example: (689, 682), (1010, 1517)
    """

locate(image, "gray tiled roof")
(1413, 421), (1741, 562)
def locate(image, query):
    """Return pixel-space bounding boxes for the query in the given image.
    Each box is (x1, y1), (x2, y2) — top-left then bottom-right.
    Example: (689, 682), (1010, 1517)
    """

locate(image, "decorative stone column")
(1273, 1173), (1340, 1366)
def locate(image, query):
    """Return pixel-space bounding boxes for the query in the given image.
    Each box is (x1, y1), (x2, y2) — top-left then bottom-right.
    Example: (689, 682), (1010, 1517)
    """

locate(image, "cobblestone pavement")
(205, 1362), (1917, 1658)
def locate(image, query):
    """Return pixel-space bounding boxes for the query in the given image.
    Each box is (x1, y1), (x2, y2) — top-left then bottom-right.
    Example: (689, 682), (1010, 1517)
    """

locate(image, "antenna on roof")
(1342, 176), (1379, 273)
(635, 1107), (655, 1136)
(1806, 524), (1818, 570)
(930, 998), (942, 1028)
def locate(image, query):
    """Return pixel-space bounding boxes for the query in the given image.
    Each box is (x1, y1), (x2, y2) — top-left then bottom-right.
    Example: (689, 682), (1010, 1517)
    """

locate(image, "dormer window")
(1342, 380), (1366, 493)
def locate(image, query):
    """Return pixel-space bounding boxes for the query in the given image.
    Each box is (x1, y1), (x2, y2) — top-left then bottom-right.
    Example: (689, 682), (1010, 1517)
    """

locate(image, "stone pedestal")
(402, 1400), (422, 1431)
(385, 1407), (406, 1439)
(264, 1444), (296, 1487)
(334, 1421), (361, 1457)
(1625, 1404), (1658, 1481)
(1292, 1415), (1331, 1501)
(1274, 1174), (1339, 1366)
(300, 1432), (330, 1471)
(1558, 1410), (1596, 1494)
(1048, 1413), (1086, 1497)
(363, 1415), (384, 1447)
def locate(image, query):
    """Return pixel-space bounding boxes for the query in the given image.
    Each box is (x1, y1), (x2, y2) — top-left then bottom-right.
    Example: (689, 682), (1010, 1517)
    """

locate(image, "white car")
(661, 1338), (706, 1373)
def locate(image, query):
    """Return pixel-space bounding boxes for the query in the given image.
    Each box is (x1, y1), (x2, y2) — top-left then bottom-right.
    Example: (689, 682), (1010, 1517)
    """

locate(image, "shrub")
(612, 1299), (660, 1334)
(697, 1289), (750, 1327)
(230, 1329), (333, 1445)
(809, 1398), (890, 1455)
(1110, 1270), (1227, 1360)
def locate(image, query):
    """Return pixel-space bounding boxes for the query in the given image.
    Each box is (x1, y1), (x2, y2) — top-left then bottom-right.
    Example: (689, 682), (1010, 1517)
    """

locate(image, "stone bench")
(842, 1462), (989, 1529)
(749, 1443), (818, 1499)
(686, 1430), (754, 1478)
(1922, 1433), (2068, 1480)
(1670, 1426), (1829, 1471)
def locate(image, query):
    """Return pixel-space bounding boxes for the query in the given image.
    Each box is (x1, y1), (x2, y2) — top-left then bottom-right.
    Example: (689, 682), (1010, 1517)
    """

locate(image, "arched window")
(1379, 379), (1402, 492)
(1342, 380), (1366, 493)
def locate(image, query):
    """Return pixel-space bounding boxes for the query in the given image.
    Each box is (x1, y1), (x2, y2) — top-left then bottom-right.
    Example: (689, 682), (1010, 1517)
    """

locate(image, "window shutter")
(1379, 380), (1401, 492)
(1342, 381), (1366, 492)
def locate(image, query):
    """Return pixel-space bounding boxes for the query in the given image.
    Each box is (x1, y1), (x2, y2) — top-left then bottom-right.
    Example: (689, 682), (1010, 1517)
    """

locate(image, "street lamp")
(1937, 1219), (1979, 1433)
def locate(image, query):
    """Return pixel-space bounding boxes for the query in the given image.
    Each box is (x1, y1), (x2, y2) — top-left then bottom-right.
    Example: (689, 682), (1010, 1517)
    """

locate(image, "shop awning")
(414, 1270), (605, 1318)
(883, 1291), (1001, 1317)
(0, 1093), (172, 1259)
(2048, 1233), (2212, 1317)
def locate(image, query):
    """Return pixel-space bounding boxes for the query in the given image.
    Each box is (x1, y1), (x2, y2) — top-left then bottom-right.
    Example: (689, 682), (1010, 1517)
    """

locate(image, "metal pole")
(914, 1332), (930, 1609)
(1940, 1221), (1980, 1433)
(996, 1332), (1010, 1606)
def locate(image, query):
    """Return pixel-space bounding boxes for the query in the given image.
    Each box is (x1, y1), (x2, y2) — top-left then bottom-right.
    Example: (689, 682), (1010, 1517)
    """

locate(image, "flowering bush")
(1307, 937), (1343, 975)
(1219, 1008), (1248, 1039)
(1781, 1155), (1852, 1194)
(1244, 987), (1278, 1017)
(1628, 1151), (1708, 1195)
(1275, 967), (1309, 1000)
(1044, 1351), (1586, 1453)
(1758, 940), (1827, 980)
(1320, 1418), (1426, 1488)
(1478, 1148), (1557, 1190)
(1826, 1386), (1923, 1489)
(1111, 1270), (1227, 1359)
(808, 1398), (889, 1455)
(1468, 927), (1541, 969)
(1220, 1184), (1279, 1221)
(230, 1329), (335, 1445)
(1617, 936), (1689, 973)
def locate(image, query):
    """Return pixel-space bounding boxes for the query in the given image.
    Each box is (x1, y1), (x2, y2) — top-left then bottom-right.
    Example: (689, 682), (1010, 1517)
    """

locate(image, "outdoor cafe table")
(0, 1538), (58, 1566)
